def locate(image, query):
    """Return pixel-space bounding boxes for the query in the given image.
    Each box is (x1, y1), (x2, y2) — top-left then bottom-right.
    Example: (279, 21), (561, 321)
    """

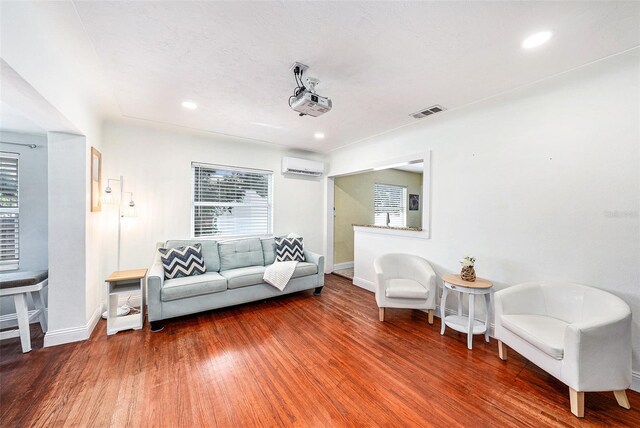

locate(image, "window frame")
(191, 162), (273, 239)
(0, 152), (20, 271)
(373, 182), (408, 228)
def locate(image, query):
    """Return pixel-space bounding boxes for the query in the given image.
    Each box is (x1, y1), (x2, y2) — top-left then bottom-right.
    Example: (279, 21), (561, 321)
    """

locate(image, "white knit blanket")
(263, 261), (298, 291)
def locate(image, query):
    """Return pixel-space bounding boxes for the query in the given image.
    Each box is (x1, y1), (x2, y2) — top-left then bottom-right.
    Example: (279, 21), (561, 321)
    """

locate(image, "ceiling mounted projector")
(290, 91), (332, 117)
(288, 62), (332, 117)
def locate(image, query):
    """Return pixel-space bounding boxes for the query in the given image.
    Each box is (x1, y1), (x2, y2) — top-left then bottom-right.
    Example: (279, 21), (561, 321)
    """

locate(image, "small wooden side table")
(440, 274), (493, 350)
(105, 269), (147, 335)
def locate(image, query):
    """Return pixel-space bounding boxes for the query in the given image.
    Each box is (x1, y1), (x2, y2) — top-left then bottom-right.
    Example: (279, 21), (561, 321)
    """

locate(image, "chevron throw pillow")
(158, 243), (207, 279)
(275, 237), (305, 262)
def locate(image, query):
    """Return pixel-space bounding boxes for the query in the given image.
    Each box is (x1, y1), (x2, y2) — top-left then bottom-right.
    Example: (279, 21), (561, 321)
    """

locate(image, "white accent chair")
(373, 254), (437, 324)
(494, 282), (632, 417)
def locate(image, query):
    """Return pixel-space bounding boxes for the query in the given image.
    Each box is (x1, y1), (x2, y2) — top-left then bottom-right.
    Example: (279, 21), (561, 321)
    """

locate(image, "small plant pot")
(461, 266), (476, 282)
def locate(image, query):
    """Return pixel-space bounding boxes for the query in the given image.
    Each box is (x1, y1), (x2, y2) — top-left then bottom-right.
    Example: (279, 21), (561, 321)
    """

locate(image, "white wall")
(329, 52), (640, 384)
(0, 131), (48, 315)
(45, 132), (87, 340)
(1, 1), (116, 344)
(101, 119), (326, 272)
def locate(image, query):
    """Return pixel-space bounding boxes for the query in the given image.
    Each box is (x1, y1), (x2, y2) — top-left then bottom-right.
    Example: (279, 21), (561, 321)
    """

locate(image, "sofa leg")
(613, 390), (631, 409)
(314, 286), (323, 295)
(428, 309), (434, 325)
(150, 321), (165, 332)
(379, 308), (385, 322)
(498, 340), (508, 361)
(569, 388), (584, 417)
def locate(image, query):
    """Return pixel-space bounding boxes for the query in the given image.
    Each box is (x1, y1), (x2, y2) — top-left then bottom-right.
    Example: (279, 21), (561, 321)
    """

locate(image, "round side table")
(440, 274), (493, 350)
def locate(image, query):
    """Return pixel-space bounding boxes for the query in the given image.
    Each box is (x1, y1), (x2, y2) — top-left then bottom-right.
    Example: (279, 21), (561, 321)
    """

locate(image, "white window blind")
(0, 153), (19, 270)
(374, 183), (407, 228)
(192, 163), (272, 237)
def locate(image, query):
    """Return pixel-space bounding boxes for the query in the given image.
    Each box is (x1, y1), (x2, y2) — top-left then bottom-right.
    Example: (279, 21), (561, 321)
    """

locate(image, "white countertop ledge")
(353, 225), (431, 239)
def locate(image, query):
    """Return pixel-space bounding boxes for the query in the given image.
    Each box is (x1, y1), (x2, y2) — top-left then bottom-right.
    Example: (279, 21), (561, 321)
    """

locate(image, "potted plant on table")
(460, 256), (476, 282)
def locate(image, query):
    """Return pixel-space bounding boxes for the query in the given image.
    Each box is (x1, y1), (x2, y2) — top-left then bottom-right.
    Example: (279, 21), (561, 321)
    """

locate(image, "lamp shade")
(122, 201), (136, 218)
(102, 186), (115, 204)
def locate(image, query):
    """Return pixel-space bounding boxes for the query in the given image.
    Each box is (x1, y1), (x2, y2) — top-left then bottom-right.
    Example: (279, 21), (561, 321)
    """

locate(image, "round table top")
(442, 273), (492, 289)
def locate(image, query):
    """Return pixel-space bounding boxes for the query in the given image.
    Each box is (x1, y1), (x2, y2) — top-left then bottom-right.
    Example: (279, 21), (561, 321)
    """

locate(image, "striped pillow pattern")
(158, 243), (207, 279)
(275, 237), (305, 262)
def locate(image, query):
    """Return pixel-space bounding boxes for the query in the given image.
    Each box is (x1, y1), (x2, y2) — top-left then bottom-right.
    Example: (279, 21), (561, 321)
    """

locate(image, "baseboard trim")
(632, 371), (640, 392)
(87, 304), (101, 337)
(353, 276), (375, 292)
(333, 261), (354, 271)
(44, 305), (102, 348)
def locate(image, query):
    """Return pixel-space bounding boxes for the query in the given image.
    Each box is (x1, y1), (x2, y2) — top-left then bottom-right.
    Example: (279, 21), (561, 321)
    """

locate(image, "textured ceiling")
(74, 1), (640, 152)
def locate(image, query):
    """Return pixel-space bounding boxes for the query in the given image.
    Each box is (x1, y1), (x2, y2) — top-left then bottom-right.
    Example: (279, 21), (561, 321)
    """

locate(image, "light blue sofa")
(147, 237), (325, 330)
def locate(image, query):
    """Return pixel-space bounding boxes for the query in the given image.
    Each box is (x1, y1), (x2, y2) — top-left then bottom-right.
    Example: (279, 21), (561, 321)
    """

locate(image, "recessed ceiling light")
(522, 31), (552, 49)
(314, 132), (325, 139)
(181, 100), (198, 110)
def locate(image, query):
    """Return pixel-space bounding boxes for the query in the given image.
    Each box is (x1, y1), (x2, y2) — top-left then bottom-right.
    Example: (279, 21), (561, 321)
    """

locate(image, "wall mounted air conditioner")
(282, 156), (324, 177)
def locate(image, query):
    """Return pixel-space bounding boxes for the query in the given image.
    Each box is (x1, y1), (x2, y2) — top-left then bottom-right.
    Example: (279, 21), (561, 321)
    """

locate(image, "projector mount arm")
(305, 77), (320, 94)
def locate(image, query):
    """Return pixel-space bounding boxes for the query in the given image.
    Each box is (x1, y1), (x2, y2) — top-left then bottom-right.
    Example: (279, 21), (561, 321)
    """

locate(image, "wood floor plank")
(1, 274), (639, 427)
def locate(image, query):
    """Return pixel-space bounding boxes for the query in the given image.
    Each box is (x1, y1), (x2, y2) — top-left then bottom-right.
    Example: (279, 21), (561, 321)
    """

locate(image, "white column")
(44, 132), (88, 347)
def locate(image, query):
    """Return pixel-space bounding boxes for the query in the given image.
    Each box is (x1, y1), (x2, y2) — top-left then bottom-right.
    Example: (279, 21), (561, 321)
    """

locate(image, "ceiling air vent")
(410, 105), (446, 119)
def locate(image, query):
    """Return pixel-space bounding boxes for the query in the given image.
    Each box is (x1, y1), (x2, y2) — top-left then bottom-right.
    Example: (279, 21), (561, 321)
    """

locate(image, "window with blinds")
(0, 154), (19, 270)
(192, 163), (272, 237)
(374, 183), (407, 228)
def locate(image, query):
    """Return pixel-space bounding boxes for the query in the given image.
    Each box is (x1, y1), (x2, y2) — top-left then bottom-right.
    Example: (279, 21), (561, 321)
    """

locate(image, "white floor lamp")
(102, 175), (136, 270)
(101, 175), (136, 318)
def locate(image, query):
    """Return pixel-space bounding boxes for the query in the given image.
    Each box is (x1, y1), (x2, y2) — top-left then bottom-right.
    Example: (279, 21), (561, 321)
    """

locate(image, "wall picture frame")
(91, 147), (102, 212)
(409, 193), (419, 211)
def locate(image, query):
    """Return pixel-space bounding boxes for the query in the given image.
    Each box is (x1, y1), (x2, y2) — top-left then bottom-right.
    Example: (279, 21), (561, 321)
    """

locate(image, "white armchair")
(494, 282), (632, 417)
(373, 254), (437, 324)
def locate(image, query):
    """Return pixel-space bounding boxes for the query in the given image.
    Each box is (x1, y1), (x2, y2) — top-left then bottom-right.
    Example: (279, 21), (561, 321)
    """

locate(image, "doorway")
(331, 160), (425, 280)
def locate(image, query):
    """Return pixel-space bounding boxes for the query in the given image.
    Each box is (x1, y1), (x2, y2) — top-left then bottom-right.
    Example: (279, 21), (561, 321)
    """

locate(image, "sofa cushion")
(500, 314), (567, 360)
(275, 237), (305, 262)
(291, 261), (318, 279)
(219, 238), (265, 270)
(261, 238), (276, 265)
(220, 266), (266, 289)
(161, 272), (227, 301)
(165, 240), (220, 272)
(158, 243), (206, 279)
(385, 278), (429, 299)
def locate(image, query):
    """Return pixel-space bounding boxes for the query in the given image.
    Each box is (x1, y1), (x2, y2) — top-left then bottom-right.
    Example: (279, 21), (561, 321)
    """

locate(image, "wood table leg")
(498, 340), (507, 361)
(14, 293), (31, 353)
(467, 294), (475, 350)
(569, 387), (584, 417)
(614, 390), (631, 409)
(440, 286), (449, 335)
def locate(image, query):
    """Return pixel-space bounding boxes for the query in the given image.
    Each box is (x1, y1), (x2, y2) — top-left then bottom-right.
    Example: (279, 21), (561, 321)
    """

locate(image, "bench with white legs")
(0, 270), (48, 353)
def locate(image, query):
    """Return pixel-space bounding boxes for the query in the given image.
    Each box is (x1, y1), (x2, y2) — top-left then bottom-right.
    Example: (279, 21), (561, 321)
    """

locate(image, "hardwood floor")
(1, 274), (638, 427)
